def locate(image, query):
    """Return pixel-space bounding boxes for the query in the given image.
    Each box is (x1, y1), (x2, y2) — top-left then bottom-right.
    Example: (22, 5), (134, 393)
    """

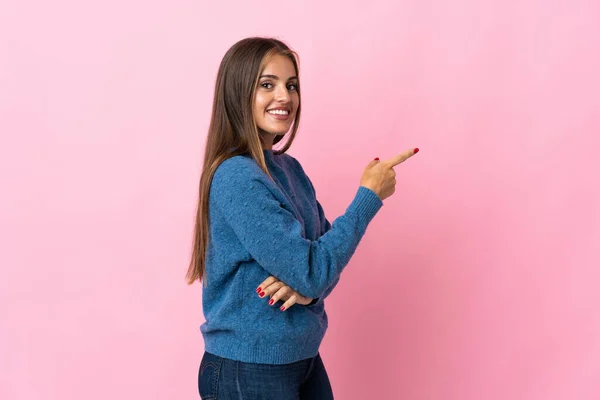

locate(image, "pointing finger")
(385, 148), (419, 168)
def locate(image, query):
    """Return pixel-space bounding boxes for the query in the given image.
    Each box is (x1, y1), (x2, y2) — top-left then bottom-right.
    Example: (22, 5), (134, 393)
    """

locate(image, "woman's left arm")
(256, 158), (346, 311)
(257, 193), (339, 311)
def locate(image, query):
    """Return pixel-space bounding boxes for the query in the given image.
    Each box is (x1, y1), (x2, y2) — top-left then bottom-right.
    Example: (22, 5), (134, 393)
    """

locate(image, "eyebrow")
(259, 74), (298, 81)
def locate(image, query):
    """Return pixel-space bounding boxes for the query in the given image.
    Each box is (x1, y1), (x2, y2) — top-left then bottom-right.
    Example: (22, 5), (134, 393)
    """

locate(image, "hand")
(256, 276), (313, 311)
(360, 148), (419, 201)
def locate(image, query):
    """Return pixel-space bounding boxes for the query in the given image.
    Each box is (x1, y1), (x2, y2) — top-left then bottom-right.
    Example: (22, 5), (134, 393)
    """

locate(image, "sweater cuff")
(348, 186), (383, 227)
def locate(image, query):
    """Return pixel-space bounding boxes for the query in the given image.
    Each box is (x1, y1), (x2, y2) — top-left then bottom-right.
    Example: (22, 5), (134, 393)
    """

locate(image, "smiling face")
(253, 54), (300, 149)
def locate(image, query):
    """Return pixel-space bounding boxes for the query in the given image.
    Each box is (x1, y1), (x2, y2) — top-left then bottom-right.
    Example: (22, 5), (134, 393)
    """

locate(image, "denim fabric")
(198, 351), (334, 399)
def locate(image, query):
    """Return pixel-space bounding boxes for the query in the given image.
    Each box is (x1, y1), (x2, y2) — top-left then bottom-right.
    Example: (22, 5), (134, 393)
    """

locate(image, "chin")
(262, 126), (291, 136)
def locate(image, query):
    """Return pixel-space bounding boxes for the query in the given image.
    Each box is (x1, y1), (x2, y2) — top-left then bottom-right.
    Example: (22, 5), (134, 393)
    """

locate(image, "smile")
(267, 109), (289, 115)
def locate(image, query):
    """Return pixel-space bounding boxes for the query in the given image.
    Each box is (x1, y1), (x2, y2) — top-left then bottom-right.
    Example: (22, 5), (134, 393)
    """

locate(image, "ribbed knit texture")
(200, 150), (383, 364)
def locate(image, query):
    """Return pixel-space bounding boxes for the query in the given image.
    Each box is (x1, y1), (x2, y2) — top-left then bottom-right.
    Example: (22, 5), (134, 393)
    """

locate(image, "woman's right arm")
(213, 161), (381, 299)
(211, 149), (417, 299)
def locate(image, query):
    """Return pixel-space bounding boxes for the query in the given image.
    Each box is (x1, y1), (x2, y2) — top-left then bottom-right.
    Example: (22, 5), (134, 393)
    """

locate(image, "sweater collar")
(263, 149), (275, 163)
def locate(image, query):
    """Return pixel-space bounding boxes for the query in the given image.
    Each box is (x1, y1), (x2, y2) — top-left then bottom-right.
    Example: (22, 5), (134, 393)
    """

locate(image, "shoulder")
(213, 155), (263, 185)
(211, 155), (281, 202)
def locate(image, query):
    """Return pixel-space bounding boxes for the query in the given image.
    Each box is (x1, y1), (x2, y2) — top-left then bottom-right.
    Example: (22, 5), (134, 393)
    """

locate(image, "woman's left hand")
(256, 276), (313, 311)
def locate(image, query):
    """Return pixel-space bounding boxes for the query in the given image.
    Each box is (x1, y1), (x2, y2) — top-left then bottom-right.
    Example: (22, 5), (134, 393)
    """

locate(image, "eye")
(287, 82), (299, 91)
(260, 81), (273, 89)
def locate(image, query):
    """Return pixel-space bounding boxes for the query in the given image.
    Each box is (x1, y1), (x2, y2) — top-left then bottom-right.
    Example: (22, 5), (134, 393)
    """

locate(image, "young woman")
(188, 37), (418, 399)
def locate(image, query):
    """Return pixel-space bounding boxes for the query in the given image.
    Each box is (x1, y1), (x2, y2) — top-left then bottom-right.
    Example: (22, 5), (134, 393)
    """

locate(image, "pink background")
(1, 0), (599, 399)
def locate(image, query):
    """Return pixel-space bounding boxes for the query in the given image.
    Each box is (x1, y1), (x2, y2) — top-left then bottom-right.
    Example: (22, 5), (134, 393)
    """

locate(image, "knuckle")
(277, 288), (285, 296)
(276, 291), (289, 301)
(264, 285), (275, 294)
(264, 277), (275, 287)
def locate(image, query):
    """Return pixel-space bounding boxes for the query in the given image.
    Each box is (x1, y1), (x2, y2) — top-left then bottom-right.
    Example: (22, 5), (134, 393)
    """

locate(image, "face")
(253, 54), (300, 148)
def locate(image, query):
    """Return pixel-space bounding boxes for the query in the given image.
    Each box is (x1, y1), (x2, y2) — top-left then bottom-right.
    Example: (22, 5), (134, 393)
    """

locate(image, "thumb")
(367, 157), (380, 168)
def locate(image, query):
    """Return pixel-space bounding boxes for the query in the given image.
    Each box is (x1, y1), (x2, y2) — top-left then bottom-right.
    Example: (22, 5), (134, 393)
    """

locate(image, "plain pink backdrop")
(1, 0), (599, 399)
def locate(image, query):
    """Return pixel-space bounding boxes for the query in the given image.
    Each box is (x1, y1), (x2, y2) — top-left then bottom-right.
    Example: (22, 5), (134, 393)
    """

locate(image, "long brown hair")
(186, 37), (302, 285)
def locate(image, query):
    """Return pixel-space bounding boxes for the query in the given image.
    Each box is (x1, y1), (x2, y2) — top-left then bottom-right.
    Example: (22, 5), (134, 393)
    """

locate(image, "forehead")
(261, 54), (296, 77)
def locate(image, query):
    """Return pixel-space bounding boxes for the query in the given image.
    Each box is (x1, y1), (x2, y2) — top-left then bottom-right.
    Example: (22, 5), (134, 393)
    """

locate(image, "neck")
(259, 130), (275, 150)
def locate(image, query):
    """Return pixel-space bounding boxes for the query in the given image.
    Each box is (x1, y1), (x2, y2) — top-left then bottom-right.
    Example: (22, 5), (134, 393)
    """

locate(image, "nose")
(274, 84), (291, 103)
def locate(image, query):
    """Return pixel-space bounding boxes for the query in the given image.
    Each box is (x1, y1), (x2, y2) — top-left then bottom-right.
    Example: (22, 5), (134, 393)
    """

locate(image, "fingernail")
(280, 306), (286, 311)
(256, 287), (262, 293)
(414, 148), (419, 154)
(259, 291), (265, 297)
(374, 157), (379, 161)
(268, 299), (274, 305)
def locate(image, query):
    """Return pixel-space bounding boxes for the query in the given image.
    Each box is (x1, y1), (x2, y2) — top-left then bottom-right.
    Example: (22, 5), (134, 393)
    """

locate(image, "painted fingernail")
(374, 157), (379, 161)
(256, 287), (262, 293)
(414, 148), (419, 154)
(268, 299), (274, 305)
(280, 306), (286, 311)
(259, 291), (265, 297)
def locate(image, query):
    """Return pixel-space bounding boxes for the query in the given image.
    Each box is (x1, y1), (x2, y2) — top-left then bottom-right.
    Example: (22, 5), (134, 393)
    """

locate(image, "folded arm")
(211, 160), (382, 299)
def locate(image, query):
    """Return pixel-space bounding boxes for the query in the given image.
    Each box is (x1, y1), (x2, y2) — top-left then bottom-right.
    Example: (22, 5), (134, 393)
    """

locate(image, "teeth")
(267, 110), (289, 115)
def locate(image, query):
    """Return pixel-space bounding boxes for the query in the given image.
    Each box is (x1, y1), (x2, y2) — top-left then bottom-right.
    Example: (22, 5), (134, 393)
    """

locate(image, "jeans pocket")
(198, 352), (223, 400)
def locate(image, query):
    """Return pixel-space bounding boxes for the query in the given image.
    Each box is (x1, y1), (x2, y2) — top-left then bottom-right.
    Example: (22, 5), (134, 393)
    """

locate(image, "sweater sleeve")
(211, 160), (383, 299)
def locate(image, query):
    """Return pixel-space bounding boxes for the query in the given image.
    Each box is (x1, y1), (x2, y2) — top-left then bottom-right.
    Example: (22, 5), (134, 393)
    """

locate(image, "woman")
(188, 37), (418, 399)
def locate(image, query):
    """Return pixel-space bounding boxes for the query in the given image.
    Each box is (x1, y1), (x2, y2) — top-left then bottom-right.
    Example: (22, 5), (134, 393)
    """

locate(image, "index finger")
(256, 276), (279, 294)
(384, 148), (419, 168)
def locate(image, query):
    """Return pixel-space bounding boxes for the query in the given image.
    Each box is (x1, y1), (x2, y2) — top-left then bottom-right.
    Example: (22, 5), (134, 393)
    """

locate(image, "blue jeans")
(198, 351), (334, 399)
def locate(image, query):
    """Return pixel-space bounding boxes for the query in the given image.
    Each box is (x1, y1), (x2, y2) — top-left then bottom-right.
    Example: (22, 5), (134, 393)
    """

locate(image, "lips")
(265, 106), (291, 123)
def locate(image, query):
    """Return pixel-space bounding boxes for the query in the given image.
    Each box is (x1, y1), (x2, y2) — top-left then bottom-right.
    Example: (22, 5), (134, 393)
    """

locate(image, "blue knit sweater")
(200, 149), (383, 364)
